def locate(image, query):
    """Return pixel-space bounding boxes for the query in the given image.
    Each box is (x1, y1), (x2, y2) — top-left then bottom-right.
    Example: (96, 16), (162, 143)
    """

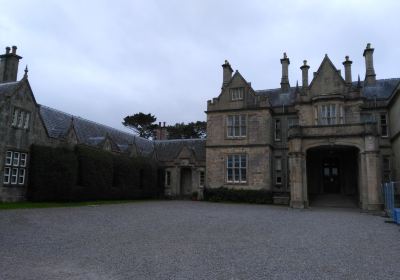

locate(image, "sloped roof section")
(0, 81), (21, 100)
(354, 78), (400, 99)
(255, 87), (298, 107)
(39, 105), (154, 157)
(154, 139), (206, 162)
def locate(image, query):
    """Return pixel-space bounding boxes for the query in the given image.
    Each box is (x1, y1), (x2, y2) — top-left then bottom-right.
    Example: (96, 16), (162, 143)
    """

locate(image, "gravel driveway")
(0, 201), (399, 280)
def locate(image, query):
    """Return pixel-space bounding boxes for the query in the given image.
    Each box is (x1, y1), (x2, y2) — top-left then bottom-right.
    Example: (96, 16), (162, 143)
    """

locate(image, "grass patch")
(0, 200), (150, 210)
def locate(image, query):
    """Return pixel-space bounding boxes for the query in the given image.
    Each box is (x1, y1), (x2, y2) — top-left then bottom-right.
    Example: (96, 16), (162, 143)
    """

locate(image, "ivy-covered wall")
(27, 144), (163, 202)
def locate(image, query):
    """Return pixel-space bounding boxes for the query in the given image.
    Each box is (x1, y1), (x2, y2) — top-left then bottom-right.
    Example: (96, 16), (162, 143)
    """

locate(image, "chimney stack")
(222, 60), (233, 87)
(300, 60), (310, 88)
(280, 52), (290, 92)
(363, 43), (376, 85)
(0, 45), (22, 83)
(342, 56), (352, 84)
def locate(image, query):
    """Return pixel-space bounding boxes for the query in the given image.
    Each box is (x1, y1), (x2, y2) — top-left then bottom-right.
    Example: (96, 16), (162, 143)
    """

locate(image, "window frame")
(226, 154), (247, 184)
(227, 115), (247, 138)
(380, 113), (389, 137)
(274, 119), (282, 141)
(199, 171), (205, 187)
(275, 157), (283, 185)
(11, 107), (31, 129)
(230, 87), (244, 101)
(3, 151), (28, 186)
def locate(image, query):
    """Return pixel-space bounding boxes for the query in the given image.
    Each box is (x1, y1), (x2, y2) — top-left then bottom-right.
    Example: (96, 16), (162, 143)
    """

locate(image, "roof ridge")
(154, 138), (206, 143)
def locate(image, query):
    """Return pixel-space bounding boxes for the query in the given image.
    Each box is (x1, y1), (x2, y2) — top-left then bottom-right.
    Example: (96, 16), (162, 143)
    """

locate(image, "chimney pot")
(11, 46), (17, 54)
(363, 43), (376, 85)
(222, 60), (233, 86)
(280, 52), (290, 92)
(300, 59), (310, 88)
(342, 56), (353, 84)
(5, 47), (10, 54)
(163, 121), (166, 127)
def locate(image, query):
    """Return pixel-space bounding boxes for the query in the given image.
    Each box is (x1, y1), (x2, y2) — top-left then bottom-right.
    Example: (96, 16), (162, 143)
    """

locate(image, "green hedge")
(27, 145), (78, 202)
(204, 187), (273, 204)
(27, 144), (163, 202)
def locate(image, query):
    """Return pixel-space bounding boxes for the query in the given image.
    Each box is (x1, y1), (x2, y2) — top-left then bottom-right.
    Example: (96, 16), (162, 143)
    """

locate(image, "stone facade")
(206, 44), (400, 210)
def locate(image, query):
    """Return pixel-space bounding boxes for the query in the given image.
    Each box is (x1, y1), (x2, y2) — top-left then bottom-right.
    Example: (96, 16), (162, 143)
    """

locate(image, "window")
(380, 113), (388, 137)
(165, 171), (171, 186)
(11, 107), (31, 129)
(227, 155), (247, 183)
(320, 104), (337, 125)
(383, 156), (391, 182)
(287, 118), (298, 129)
(199, 171), (205, 187)
(275, 157), (282, 185)
(3, 151), (27, 185)
(275, 119), (281, 141)
(230, 88), (244, 100)
(227, 115), (246, 137)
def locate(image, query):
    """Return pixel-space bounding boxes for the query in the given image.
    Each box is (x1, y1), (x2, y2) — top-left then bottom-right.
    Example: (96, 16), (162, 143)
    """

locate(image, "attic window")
(230, 88), (244, 101)
(11, 107), (30, 129)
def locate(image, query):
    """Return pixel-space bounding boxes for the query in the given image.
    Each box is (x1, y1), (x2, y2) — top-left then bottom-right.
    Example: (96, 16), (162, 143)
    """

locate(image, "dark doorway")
(307, 146), (359, 207)
(180, 168), (192, 198)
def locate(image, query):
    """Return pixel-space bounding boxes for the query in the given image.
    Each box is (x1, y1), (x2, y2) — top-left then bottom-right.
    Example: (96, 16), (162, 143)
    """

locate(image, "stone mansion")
(1, 44), (399, 210)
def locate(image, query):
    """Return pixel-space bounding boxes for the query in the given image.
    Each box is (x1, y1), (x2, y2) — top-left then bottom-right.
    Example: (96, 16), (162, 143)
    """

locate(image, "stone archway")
(288, 137), (382, 210)
(306, 145), (359, 207)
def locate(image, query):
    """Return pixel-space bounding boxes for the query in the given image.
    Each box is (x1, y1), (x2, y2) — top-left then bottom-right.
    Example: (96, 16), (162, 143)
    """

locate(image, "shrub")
(27, 145), (78, 202)
(204, 187), (273, 204)
(75, 145), (114, 200)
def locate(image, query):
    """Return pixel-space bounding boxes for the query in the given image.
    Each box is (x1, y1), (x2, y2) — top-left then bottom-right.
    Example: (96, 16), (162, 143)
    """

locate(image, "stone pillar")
(289, 151), (307, 208)
(364, 151), (382, 211)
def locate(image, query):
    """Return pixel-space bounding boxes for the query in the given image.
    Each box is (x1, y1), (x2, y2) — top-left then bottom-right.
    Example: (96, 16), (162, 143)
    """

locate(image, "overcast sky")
(1, 0), (399, 131)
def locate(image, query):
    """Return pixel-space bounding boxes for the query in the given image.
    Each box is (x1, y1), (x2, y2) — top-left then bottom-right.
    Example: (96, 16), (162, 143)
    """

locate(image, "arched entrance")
(306, 145), (359, 207)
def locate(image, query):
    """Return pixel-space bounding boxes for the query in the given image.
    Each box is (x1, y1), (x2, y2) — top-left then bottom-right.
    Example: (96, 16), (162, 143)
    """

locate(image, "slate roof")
(354, 78), (400, 100)
(0, 81), (21, 100)
(255, 87), (298, 107)
(39, 105), (154, 157)
(255, 78), (400, 107)
(154, 139), (206, 162)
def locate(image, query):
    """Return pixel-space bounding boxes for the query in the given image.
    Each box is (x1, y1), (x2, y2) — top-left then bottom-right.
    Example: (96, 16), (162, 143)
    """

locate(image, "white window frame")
(3, 167), (11, 184)
(287, 118), (298, 129)
(3, 151), (27, 186)
(24, 112), (30, 129)
(226, 154), (247, 184)
(227, 115), (246, 138)
(230, 88), (244, 101)
(12, 109), (19, 126)
(320, 104), (337, 125)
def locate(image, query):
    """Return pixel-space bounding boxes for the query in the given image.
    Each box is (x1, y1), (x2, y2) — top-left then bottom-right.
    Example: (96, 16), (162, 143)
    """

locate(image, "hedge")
(204, 187), (273, 204)
(27, 145), (78, 202)
(27, 144), (163, 202)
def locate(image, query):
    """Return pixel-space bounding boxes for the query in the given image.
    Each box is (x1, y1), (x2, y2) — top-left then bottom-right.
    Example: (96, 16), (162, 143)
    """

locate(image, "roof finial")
(23, 65), (28, 78)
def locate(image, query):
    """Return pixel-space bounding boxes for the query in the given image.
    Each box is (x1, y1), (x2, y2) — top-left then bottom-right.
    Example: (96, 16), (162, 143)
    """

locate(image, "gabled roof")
(154, 139), (206, 162)
(308, 55), (346, 89)
(39, 105), (154, 157)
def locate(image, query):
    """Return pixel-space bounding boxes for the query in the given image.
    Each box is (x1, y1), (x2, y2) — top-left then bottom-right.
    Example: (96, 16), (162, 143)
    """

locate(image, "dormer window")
(11, 107), (31, 129)
(230, 88), (244, 101)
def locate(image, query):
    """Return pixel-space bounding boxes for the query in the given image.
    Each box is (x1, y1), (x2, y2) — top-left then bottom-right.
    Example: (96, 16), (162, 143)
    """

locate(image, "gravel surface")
(0, 201), (399, 280)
